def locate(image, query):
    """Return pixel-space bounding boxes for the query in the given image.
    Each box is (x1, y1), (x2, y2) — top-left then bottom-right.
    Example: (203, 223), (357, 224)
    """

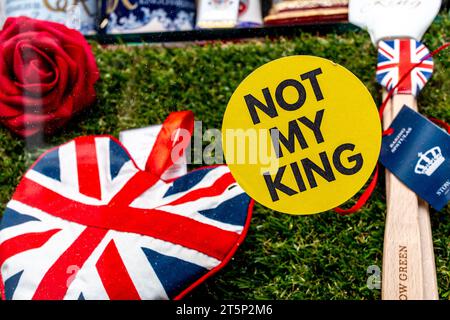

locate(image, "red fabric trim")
(96, 240), (140, 300)
(0, 229), (60, 268)
(75, 137), (102, 200)
(14, 178), (240, 260)
(32, 227), (108, 300)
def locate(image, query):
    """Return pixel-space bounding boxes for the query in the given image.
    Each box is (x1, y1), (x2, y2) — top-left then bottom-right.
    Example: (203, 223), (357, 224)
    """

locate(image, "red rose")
(0, 17), (99, 137)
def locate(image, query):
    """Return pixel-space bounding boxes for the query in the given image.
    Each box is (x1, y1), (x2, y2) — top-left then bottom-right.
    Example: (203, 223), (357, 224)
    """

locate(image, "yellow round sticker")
(222, 55), (381, 215)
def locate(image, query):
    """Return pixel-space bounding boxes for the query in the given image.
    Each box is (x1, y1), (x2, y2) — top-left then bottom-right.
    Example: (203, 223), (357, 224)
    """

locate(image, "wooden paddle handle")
(418, 198), (439, 300)
(381, 93), (438, 299)
(382, 94), (424, 300)
(404, 98), (439, 300)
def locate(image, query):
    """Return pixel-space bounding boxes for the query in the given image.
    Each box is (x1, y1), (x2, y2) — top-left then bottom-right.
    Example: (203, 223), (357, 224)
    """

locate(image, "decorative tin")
(4, 0), (97, 34)
(101, 0), (196, 34)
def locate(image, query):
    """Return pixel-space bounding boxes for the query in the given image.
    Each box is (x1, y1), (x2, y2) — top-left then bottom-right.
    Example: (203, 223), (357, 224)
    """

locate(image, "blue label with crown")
(379, 105), (450, 211)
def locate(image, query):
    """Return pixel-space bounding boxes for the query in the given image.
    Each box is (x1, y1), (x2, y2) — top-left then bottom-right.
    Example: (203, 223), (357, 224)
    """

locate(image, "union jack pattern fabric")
(376, 39), (434, 96)
(0, 134), (252, 300)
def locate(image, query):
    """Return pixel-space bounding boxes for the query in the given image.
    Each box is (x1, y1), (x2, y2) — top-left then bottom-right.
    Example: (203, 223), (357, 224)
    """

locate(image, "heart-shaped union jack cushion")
(0, 111), (253, 300)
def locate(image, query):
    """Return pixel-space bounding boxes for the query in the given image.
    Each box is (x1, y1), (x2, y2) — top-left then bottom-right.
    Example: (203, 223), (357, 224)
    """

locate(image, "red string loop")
(429, 117), (450, 134)
(335, 165), (380, 216)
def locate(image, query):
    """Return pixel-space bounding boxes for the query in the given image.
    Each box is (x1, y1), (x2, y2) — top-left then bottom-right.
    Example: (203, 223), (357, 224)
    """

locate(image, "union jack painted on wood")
(0, 111), (253, 300)
(376, 39), (434, 96)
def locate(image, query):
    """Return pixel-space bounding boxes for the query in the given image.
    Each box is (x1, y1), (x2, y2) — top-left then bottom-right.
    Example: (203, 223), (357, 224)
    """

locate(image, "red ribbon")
(145, 111), (194, 177)
(109, 111), (194, 206)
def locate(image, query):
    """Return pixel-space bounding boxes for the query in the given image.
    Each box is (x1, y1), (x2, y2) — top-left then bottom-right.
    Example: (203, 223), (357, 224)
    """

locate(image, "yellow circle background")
(222, 55), (381, 215)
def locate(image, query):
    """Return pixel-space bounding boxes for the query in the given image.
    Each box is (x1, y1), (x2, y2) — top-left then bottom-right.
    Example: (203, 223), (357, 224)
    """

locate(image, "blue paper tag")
(379, 105), (450, 211)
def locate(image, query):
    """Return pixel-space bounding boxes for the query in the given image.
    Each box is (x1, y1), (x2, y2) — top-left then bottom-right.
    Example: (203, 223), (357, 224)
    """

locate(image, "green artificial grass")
(0, 15), (449, 300)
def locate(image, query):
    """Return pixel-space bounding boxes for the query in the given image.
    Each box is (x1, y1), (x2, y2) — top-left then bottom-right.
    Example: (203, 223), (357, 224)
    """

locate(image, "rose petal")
(13, 43), (59, 96)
